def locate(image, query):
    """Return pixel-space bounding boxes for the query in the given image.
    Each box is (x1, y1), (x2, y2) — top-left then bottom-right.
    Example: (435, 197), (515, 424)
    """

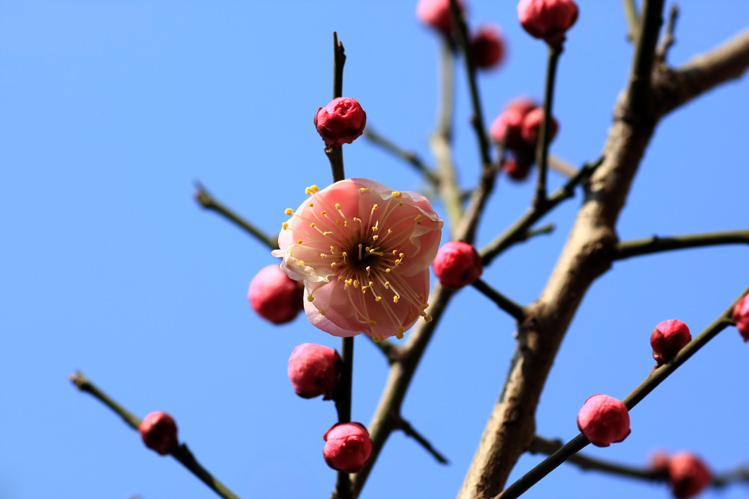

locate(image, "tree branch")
(614, 229), (749, 260)
(70, 371), (242, 499)
(533, 44), (563, 207)
(397, 416), (449, 465)
(627, 0), (665, 115)
(364, 128), (440, 187)
(472, 279), (526, 321)
(622, 0), (640, 42)
(458, 23), (749, 499)
(194, 182), (277, 250)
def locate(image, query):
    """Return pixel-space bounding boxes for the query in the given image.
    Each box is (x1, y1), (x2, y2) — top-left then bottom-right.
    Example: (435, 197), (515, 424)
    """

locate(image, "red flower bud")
(432, 241), (483, 289)
(490, 108), (528, 150)
(288, 343), (341, 400)
(732, 294), (749, 341)
(502, 150), (534, 181)
(517, 0), (579, 45)
(668, 452), (712, 499)
(649, 450), (671, 475)
(576, 394), (630, 447)
(416, 0), (466, 35)
(651, 319), (691, 366)
(139, 411), (179, 456)
(470, 25), (505, 70)
(505, 96), (537, 116)
(520, 107), (559, 146)
(323, 422), (373, 473)
(314, 97), (367, 147)
(248, 265), (304, 324)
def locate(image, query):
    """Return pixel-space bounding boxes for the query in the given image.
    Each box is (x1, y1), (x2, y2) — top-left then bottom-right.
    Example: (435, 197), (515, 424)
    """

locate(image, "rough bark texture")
(457, 28), (749, 499)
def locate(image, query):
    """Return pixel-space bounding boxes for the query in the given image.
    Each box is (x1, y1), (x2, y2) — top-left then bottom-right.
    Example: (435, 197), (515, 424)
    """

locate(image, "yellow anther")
(344, 221), (348, 227)
(372, 334), (383, 342)
(345, 279), (352, 288)
(393, 296), (399, 303)
(372, 204), (378, 210)
(372, 226), (378, 232)
(424, 315), (433, 322)
(385, 268), (391, 273)
(366, 266), (371, 273)
(368, 320), (377, 327)
(323, 231), (331, 236)
(375, 296), (382, 302)
(420, 303), (429, 310)
(392, 250), (398, 255)
(321, 210), (327, 215)
(331, 262), (337, 267)
(297, 239), (303, 244)
(396, 325), (406, 339)
(360, 187), (370, 193)
(338, 276), (344, 282)
(310, 222), (316, 228)
(414, 214), (422, 222)
(320, 253), (326, 258)
(307, 294), (315, 302)
(398, 201), (404, 206)
(353, 217), (362, 223)
(384, 281), (390, 288)
(399, 253), (405, 258)
(361, 286), (368, 292)
(373, 235), (379, 241)
(353, 280), (360, 288)
(297, 260), (305, 266)
(320, 309), (326, 316)
(285, 208), (293, 216)
(392, 191), (402, 198)
(330, 246), (335, 253)
(335, 203), (341, 210)
(308, 202), (314, 207)
(282, 222), (289, 230)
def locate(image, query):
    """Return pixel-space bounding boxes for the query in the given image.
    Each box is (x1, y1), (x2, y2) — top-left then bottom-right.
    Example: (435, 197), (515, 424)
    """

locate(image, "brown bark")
(457, 28), (749, 499)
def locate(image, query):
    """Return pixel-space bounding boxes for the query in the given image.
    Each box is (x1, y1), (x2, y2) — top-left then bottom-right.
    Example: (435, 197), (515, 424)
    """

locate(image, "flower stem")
(533, 44), (563, 208)
(69, 371), (242, 499)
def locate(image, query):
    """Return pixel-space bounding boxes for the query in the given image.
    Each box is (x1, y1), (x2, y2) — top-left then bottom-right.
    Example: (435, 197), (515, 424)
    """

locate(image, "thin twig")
(656, 4), (679, 61)
(517, 223), (555, 243)
(472, 279), (526, 321)
(480, 157), (604, 265)
(363, 128), (439, 186)
(614, 229), (749, 260)
(364, 335), (400, 365)
(627, 0), (665, 115)
(449, 0), (492, 170)
(70, 371), (242, 499)
(396, 416), (449, 465)
(496, 284), (749, 499)
(194, 182), (277, 250)
(548, 154), (579, 177)
(533, 44), (563, 208)
(622, 0), (640, 42)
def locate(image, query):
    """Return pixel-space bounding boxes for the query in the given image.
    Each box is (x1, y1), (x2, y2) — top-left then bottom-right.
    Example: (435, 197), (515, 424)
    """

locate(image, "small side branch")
(70, 371), (242, 499)
(194, 182), (277, 250)
(472, 279), (526, 321)
(656, 4), (679, 61)
(364, 128), (439, 186)
(614, 229), (749, 260)
(533, 44), (563, 208)
(627, 0), (666, 114)
(396, 416), (449, 465)
(622, 0), (640, 42)
(495, 284), (749, 499)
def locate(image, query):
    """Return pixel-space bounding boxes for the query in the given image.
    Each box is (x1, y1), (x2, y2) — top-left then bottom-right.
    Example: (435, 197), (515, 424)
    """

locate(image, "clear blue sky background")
(1, 1), (748, 498)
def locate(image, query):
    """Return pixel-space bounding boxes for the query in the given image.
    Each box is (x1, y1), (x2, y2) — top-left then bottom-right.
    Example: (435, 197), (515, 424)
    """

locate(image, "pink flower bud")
(490, 109), (527, 150)
(732, 294), (749, 341)
(576, 394), (630, 447)
(416, 0), (466, 35)
(139, 411), (179, 456)
(248, 265), (304, 325)
(517, 0), (579, 45)
(520, 107), (559, 146)
(470, 25), (505, 70)
(502, 156), (533, 181)
(649, 450), (671, 475)
(314, 97), (367, 147)
(505, 96), (538, 116)
(323, 422), (373, 473)
(288, 343), (341, 400)
(432, 241), (483, 289)
(668, 452), (712, 499)
(651, 319), (691, 366)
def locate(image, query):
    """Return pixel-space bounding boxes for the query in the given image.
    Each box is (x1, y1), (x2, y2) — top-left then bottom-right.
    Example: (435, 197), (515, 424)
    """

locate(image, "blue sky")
(1, 1), (748, 498)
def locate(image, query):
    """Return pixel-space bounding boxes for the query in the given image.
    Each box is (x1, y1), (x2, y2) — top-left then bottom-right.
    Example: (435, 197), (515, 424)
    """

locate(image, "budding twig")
(495, 284), (749, 499)
(472, 279), (526, 321)
(533, 43), (563, 208)
(69, 371), (242, 499)
(194, 182), (277, 250)
(614, 229), (749, 260)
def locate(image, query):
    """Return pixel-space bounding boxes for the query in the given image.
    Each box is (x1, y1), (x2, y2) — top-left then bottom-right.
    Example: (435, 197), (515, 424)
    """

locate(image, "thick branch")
(458, 23), (749, 499)
(614, 229), (749, 260)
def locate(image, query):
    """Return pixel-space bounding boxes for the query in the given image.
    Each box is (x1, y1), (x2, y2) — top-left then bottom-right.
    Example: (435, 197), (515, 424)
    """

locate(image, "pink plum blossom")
(517, 0), (579, 45)
(323, 422), (373, 473)
(650, 319), (691, 366)
(732, 294), (749, 341)
(273, 179), (443, 342)
(576, 394), (630, 447)
(139, 411), (179, 456)
(287, 343), (340, 400)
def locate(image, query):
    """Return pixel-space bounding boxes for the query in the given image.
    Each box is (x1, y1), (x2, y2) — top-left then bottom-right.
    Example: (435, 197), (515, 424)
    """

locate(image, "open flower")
(273, 179), (443, 341)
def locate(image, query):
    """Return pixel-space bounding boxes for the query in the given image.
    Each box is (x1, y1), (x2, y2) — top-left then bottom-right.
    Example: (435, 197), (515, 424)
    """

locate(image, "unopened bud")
(470, 25), (505, 70)
(520, 107), (559, 146)
(432, 241), (483, 289)
(517, 0), (579, 45)
(651, 319), (691, 366)
(314, 97), (367, 147)
(576, 394), (630, 447)
(416, 0), (466, 35)
(248, 265), (304, 325)
(668, 452), (712, 499)
(288, 343), (341, 400)
(732, 294), (749, 341)
(139, 411), (179, 456)
(323, 422), (373, 473)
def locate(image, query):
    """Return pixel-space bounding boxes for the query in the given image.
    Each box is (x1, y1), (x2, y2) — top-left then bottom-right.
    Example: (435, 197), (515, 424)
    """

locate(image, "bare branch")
(615, 229), (749, 260)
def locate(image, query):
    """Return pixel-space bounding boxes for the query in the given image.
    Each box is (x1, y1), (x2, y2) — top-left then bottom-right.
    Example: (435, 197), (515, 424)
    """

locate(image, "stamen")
(372, 334), (383, 342)
(285, 208), (293, 216)
(282, 222), (289, 230)
(307, 294), (314, 302)
(360, 187), (370, 193)
(358, 244), (363, 260)
(392, 191), (402, 198)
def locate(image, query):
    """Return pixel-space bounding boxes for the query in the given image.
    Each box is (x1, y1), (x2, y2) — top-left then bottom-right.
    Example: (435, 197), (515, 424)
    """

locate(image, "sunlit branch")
(194, 181), (277, 250)
(364, 128), (440, 186)
(614, 229), (749, 260)
(70, 371), (242, 499)
(495, 284), (749, 499)
(622, 0), (640, 42)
